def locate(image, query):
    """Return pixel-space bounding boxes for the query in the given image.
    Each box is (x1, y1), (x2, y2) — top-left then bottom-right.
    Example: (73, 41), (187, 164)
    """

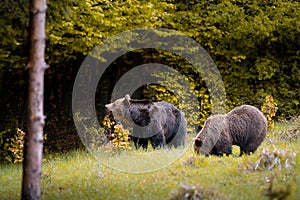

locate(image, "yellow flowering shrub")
(261, 95), (278, 129)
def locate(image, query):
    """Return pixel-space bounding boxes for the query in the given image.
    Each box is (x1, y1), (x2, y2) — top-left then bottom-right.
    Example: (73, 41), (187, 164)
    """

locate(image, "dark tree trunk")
(22, 0), (48, 199)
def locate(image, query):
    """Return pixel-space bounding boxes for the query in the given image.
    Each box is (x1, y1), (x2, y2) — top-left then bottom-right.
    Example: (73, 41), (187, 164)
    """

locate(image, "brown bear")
(194, 105), (267, 156)
(105, 95), (187, 149)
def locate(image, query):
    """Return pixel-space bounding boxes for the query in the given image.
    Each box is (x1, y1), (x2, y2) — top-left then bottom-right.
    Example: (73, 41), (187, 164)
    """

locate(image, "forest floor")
(1, 120), (300, 200)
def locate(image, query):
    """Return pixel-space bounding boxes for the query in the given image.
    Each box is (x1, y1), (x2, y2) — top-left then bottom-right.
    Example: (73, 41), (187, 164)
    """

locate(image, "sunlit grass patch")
(94, 146), (189, 173)
(0, 163), (22, 199)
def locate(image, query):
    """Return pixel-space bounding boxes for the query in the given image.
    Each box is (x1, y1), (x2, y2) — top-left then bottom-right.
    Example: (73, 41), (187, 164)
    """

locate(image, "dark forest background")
(0, 0), (299, 159)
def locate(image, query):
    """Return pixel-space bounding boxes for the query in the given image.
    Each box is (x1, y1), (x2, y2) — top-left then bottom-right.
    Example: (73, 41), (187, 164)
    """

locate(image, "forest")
(0, 0), (299, 199)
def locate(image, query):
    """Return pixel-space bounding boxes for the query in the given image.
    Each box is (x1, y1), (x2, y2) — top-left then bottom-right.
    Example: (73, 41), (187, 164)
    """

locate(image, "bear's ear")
(125, 94), (130, 100)
(194, 138), (202, 147)
(124, 94), (130, 106)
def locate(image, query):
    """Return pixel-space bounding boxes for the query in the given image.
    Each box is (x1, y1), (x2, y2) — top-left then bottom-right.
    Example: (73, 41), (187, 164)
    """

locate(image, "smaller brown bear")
(194, 105), (267, 156)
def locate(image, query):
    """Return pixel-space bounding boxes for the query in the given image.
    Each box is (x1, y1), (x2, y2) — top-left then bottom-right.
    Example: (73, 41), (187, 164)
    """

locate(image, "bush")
(261, 95), (278, 129)
(0, 127), (25, 163)
(102, 115), (131, 150)
(74, 113), (131, 151)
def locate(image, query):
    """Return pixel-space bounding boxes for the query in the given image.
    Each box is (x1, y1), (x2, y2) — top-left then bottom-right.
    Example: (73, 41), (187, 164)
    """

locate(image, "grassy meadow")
(1, 121), (300, 200)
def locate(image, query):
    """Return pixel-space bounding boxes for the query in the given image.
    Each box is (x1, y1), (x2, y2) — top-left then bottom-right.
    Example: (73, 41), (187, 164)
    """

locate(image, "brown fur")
(194, 105), (267, 156)
(105, 95), (187, 149)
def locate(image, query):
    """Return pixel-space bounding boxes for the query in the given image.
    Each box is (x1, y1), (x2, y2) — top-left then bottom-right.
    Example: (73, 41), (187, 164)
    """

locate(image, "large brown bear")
(194, 105), (267, 156)
(105, 95), (187, 149)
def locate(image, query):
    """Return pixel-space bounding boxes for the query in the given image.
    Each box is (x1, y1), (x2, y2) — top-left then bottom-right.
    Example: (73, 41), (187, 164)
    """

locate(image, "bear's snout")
(193, 138), (202, 154)
(194, 138), (202, 148)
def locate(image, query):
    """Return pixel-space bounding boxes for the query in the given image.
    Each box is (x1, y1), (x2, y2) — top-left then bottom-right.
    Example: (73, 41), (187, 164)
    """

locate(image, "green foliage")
(144, 69), (211, 132)
(0, 129), (11, 163)
(6, 128), (25, 163)
(74, 113), (131, 151)
(0, 127), (48, 163)
(46, 0), (177, 64)
(173, 0), (300, 115)
(0, 118), (21, 163)
(1, 0), (299, 116)
(261, 95), (278, 129)
(111, 125), (131, 150)
(0, 0), (29, 70)
(102, 115), (131, 150)
(140, 0), (298, 118)
(0, 127), (25, 163)
(73, 112), (107, 149)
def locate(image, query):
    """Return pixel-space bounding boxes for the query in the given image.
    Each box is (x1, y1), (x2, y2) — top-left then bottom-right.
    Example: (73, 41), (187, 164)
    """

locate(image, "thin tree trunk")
(22, 0), (48, 199)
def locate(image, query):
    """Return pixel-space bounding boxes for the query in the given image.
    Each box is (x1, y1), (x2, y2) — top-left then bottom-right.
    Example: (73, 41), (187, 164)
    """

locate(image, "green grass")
(1, 122), (300, 199)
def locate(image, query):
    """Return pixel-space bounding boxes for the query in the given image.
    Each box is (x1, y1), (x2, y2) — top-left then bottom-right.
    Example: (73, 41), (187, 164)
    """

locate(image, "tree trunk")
(22, 0), (48, 199)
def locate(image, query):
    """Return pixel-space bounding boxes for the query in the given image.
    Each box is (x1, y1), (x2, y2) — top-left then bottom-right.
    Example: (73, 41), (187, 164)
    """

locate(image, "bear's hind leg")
(211, 139), (232, 156)
(239, 147), (246, 156)
(150, 133), (166, 149)
(239, 145), (258, 156)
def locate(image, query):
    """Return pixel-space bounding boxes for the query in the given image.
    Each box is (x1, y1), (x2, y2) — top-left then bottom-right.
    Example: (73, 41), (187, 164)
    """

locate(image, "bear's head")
(194, 115), (226, 155)
(105, 95), (131, 125)
(105, 95), (161, 129)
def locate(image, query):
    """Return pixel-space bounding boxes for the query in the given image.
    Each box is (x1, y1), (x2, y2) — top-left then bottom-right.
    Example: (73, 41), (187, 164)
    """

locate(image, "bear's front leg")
(149, 133), (166, 149)
(212, 138), (232, 156)
(131, 136), (149, 149)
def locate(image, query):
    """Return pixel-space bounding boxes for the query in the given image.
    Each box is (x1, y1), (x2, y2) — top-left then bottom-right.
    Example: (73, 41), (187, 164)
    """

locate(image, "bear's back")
(226, 105), (267, 146)
(227, 105), (266, 124)
(128, 99), (154, 127)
